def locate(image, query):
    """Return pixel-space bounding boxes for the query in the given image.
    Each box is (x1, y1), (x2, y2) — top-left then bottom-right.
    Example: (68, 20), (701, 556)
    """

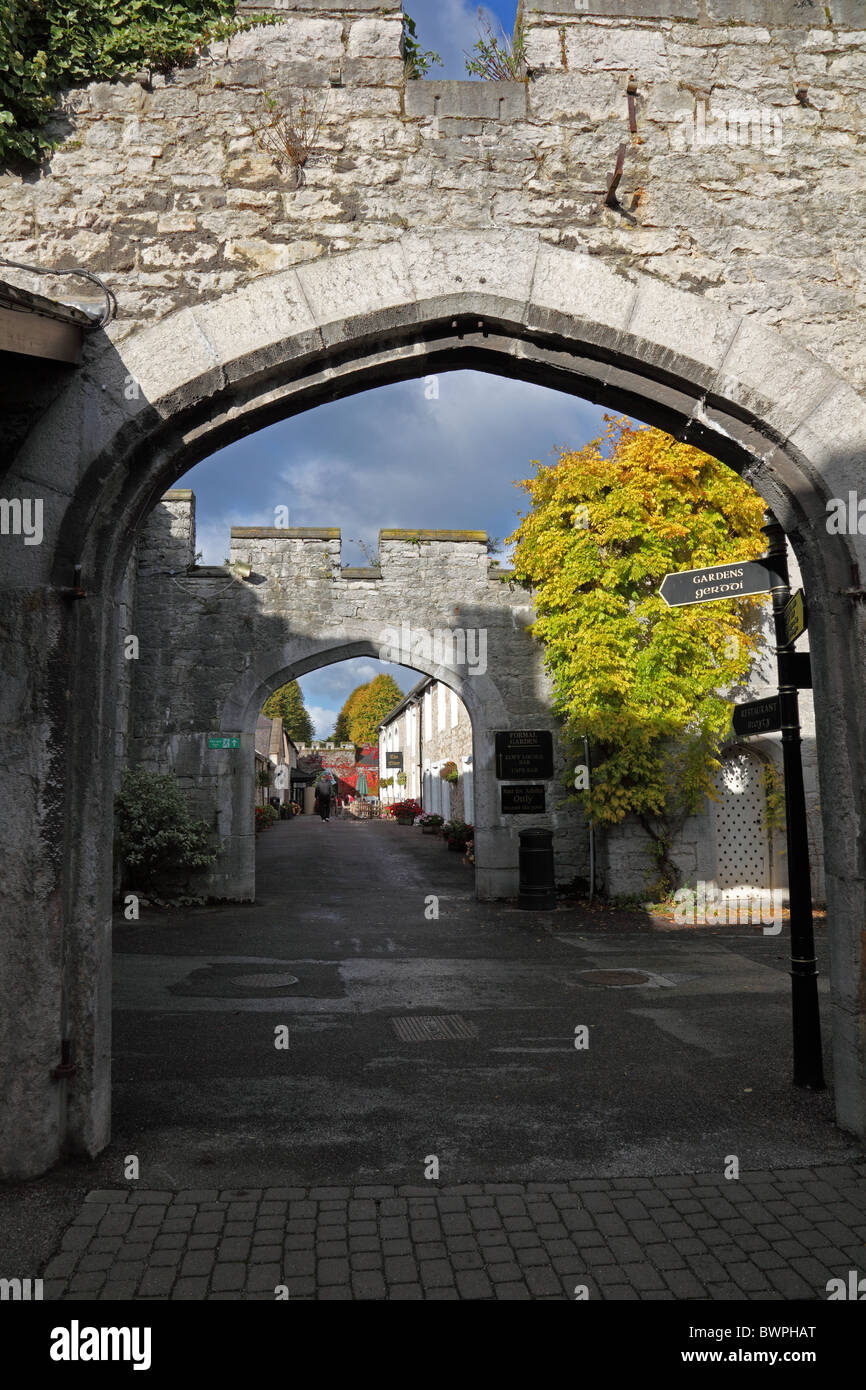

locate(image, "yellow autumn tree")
(508, 417), (769, 895)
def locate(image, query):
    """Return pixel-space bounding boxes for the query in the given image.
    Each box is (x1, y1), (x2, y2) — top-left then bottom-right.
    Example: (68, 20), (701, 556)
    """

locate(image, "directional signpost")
(208, 736), (240, 750)
(782, 588), (807, 646)
(658, 522), (824, 1091)
(659, 559), (777, 608)
(732, 695), (781, 737)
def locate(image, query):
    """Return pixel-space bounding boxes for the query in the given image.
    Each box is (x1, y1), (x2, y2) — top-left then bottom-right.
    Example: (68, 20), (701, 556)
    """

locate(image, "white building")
(379, 677), (475, 826)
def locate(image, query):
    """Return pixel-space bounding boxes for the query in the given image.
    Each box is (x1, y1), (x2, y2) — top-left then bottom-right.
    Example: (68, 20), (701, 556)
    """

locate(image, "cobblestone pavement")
(40, 1161), (866, 1301)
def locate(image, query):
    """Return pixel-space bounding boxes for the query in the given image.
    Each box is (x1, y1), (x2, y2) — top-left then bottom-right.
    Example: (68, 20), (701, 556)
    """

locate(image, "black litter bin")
(518, 828), (556, 910)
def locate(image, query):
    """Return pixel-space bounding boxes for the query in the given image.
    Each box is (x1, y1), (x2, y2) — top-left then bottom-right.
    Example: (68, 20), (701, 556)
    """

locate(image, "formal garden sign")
(495, 731), (554, 780)
(658, 520), (824, 1091)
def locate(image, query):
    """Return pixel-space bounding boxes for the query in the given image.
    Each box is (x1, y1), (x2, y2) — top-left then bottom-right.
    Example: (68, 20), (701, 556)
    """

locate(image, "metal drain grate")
(390, 1014), (478, 1042)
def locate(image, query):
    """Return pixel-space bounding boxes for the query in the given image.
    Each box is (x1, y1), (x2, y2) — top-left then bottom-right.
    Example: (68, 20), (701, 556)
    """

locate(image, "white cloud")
(307, 705), (338, 739)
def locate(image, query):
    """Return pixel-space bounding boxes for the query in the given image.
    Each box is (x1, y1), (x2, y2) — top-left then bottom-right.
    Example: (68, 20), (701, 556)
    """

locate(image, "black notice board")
(495, 731), (553, 780)
(385, 751), (403, 770)
(501, 784), (546, 815)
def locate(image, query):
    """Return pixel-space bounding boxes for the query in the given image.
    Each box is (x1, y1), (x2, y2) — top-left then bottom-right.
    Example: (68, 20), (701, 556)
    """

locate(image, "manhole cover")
(391, 1015), (478, 1042)
(232, 973), (299, 989)
(168, 962), (342, 1000)
(577, 969), (651, 988)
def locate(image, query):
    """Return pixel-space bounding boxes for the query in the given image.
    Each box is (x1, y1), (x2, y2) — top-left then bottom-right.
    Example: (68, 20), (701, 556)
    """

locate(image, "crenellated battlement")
(146, 495), (510, 591)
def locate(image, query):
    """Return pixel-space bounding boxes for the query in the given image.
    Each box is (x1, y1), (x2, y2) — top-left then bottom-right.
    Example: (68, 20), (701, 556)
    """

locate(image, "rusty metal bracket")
(52, 1039), (77, 1082)
(604, 143), (627, 207)
(56, 563), (87, 600)
(626, 75), (638, 134)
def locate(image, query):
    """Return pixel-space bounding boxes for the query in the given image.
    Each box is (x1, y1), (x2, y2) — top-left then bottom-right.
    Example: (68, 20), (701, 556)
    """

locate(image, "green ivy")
(0, 1), (281, 165)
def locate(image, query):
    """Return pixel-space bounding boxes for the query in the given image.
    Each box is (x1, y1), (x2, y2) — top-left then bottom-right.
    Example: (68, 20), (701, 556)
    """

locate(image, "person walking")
(315, 773), (332, 822)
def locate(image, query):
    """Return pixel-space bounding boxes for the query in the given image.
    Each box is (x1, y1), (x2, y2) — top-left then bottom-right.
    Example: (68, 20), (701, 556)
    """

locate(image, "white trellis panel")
(713, 749), (771, 897)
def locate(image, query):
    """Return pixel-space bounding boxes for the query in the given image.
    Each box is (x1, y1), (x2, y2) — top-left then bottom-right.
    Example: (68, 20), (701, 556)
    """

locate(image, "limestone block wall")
(0, 0), (864, 394)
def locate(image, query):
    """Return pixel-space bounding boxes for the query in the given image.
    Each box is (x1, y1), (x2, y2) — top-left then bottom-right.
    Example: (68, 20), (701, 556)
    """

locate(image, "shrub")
(418, 812), (444, 827)
(389, 799), (421, 820)
(402, 12), (441, 80)
(464, 9), (525, 82)
(114, 765), (216, 895)
(443, 819), (473, 842)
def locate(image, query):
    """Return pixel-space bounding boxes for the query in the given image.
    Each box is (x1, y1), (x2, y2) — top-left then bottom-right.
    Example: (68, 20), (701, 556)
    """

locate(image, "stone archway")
(219, 634), (511, 903)
(3, 231), (866, 1179)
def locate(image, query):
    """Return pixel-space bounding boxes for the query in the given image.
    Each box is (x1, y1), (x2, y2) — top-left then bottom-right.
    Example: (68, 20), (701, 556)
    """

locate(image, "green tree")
(114, 765), (216, 896)
(0, 1), (280, 165)
(508, 417), (768, 896)
(262, 680), (314, 744)
(347, 674), (404, 744)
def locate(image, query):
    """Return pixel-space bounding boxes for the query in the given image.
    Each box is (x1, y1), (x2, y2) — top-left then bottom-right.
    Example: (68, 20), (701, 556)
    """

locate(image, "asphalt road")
(104, 816), (856, 1193)
(2, 815), (860, 1287)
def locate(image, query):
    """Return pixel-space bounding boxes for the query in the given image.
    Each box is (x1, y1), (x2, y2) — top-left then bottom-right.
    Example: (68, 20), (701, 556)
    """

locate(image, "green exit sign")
(208, 736), (240, 749)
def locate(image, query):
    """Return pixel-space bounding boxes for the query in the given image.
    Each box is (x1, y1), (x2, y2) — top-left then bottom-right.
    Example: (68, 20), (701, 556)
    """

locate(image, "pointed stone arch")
(3, 230), (866, 1177)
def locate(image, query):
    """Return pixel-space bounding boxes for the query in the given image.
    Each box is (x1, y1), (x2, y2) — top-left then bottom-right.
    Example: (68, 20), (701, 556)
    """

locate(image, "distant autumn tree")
(262, 680), (314, 744)
(335, 674), (404, 745)
(332, 684), (367, 743)
(508, 417), (768, 895)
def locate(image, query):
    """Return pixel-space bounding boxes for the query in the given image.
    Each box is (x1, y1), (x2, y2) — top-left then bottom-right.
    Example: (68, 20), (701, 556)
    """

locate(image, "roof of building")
(255, 714), (286, 760)
(378, 676), (432, 729)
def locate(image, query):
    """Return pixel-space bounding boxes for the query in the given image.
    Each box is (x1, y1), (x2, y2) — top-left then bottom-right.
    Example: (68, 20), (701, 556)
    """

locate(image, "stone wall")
(1, 0), (864, 391)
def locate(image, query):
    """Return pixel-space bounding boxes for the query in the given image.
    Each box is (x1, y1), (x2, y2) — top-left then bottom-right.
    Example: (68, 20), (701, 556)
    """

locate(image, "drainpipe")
(583, 734), (594, 902)
(411, 696), (424, 810)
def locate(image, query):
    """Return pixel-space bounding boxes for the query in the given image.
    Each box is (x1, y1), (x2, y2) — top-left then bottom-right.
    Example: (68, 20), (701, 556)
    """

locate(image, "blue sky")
(180, 1), (604, 739)
(182, 375), (615, 737)
(406, 2), (520, 79)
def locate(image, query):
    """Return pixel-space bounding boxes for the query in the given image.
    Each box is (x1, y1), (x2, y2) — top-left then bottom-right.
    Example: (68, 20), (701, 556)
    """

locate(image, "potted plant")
(419, 812), (445, 836)
(463, 837), (475, 867)
(389, 798), (420, 826)
(255, 803), (278, 833)
(443, 819), (472, 851)
(440, 760), (459, 783)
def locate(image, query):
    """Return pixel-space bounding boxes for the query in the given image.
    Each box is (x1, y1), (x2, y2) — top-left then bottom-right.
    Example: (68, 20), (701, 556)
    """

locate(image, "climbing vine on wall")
(0, 1), (281, 164)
